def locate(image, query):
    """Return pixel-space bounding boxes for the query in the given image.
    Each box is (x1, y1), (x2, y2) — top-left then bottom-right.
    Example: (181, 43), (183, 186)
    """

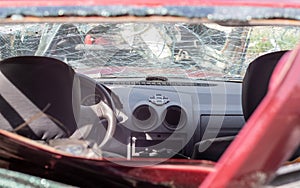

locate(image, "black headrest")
(0, 56), (80, 140)
(242, 50), (288, 121)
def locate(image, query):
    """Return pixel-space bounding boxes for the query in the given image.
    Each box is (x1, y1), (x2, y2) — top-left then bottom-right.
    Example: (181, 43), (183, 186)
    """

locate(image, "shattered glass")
(1, 23), (300, 81)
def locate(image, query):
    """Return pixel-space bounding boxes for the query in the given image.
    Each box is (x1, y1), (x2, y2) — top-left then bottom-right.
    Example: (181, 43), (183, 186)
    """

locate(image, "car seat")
(192, 50), (300, 161)
(0, 56), (80, 140)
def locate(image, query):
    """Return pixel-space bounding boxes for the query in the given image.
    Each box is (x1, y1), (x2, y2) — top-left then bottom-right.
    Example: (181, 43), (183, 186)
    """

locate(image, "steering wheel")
(77, 73), (117, 148)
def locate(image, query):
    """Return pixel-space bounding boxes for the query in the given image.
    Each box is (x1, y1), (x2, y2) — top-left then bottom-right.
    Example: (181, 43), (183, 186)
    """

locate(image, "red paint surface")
(1, 0), (300, 8)
(128, 165), (214, 188)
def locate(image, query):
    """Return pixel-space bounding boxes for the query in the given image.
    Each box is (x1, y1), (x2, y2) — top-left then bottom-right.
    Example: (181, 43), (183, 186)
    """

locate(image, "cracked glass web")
(1, 23), (299, 80)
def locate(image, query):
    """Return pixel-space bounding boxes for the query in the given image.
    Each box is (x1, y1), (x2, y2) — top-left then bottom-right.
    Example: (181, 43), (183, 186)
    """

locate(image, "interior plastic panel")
(103, 79), (244, 158)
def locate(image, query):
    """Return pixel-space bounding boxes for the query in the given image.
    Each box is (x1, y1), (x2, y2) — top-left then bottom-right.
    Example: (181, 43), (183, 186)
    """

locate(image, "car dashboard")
(89, 77), (245, 159)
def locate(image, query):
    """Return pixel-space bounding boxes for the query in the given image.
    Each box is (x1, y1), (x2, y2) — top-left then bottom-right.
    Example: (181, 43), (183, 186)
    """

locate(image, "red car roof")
(1, 0), (300, 8)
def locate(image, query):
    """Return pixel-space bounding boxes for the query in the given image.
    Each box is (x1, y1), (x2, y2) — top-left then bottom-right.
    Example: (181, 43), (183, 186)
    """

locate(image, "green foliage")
(247, 26), (300, 55)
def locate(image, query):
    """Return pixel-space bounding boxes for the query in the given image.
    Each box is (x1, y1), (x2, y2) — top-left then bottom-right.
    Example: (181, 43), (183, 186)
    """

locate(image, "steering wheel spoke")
(75, 73), (117, 148)
(95, 101), (117, 148)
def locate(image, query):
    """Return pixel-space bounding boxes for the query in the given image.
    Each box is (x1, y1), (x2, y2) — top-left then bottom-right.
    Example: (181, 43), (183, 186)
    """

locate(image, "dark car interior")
(1, 48), (299, 162)
(1, 20), (300, 163)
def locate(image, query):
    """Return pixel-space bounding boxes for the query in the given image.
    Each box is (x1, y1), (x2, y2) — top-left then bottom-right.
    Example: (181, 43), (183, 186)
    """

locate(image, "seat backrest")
(242, 50), (288, 120)
(0, 56), (80, 140)
(192, 50), (290, 161)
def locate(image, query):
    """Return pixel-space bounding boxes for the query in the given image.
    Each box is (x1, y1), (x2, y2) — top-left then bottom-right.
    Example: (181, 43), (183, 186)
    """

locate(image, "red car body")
(0, 1), (300, 188)
(2, 0), (300, 7)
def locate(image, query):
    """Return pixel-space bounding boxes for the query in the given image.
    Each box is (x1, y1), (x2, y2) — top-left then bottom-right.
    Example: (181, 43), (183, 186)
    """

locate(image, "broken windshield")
(1, 23), (299, 80)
